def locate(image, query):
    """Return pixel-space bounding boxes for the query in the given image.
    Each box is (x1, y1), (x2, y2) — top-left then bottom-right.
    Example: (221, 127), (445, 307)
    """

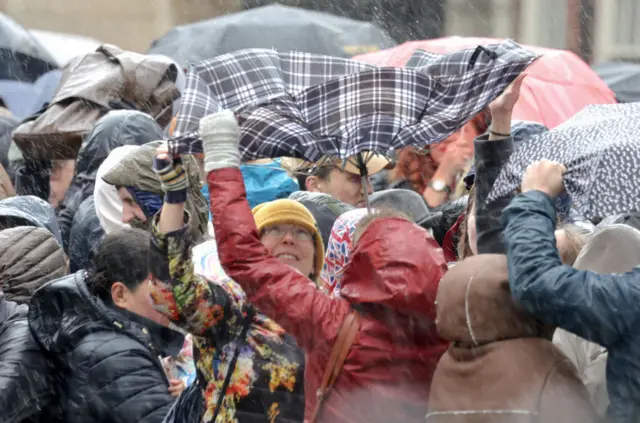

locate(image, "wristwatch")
(428, 179), (452, 194)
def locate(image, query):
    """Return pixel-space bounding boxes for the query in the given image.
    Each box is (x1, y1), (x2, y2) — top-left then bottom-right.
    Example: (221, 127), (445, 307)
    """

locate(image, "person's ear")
(306, 175), (320, 192)
(110, 282), (130, 308)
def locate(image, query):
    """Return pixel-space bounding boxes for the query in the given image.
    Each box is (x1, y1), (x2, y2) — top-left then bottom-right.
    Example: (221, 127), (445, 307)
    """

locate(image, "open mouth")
(276, 253), (300, 261)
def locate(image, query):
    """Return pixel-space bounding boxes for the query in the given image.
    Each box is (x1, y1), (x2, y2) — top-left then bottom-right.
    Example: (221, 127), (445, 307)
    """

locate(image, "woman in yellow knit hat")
(252, 199), (325, 283)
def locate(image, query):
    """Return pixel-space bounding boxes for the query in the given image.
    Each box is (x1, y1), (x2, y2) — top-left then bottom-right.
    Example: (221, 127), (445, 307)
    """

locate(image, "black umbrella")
(0, 14), (57, 82)
(594, 61), (640, 103)
(489, 103), (640, 220)
(147, 4), (396, 67)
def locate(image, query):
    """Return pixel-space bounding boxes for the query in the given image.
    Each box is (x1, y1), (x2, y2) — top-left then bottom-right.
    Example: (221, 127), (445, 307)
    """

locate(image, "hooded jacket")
(102, 141), (209, 241)
(0, 295), (58, 423)
(28, 272), (183, 423)
(427, 254), (598, 423)
(208, 167), (449, 423)
(553, 224), (640, 417)
(0, 226), (67, 304)
(0, 195), (63, 245)
(68, 196), (104, 273)
(58, 111), (164, 250)
(94, 145), (138, 234)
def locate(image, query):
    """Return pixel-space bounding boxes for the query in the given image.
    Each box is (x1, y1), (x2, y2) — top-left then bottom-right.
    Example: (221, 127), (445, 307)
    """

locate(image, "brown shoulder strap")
(309, 311), (361, 423)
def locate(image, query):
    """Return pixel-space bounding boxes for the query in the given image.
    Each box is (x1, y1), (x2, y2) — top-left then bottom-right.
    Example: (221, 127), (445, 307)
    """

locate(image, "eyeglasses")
(262, 224), (313, 242)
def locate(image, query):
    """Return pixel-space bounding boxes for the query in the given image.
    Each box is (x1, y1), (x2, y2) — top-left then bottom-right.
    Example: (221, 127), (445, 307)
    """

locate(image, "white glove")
(198, 110), (241, 172)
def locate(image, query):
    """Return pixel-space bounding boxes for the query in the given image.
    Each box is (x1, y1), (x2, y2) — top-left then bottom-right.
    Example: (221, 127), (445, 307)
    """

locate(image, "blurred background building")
(0, 0), (637, 63)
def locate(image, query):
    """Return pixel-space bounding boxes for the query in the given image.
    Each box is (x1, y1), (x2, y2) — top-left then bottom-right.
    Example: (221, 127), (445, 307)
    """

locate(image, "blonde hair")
(352, 209), (412, 246)
(457, 186), (475, 260)
(557, 223), (589, 266)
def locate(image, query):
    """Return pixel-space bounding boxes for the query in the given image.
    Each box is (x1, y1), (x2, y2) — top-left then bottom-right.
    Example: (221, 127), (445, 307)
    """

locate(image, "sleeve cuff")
(474, 134), (514, 168)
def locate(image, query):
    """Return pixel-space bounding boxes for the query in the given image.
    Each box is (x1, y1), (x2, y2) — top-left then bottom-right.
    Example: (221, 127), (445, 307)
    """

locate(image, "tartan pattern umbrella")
(489, 103), (640, 220)
(169, 40), (539, 162)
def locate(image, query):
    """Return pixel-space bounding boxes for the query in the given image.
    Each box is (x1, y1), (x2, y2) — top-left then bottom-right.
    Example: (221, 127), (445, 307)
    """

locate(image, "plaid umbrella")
(489, 103), (640, 220)
(169, 40), (539, 162)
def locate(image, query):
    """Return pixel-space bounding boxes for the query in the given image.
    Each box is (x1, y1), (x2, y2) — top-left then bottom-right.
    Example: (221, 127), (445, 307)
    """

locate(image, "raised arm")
(503, 162), (640, 347)
(199, 111), (351, 351)
(148, 146), (241, 337)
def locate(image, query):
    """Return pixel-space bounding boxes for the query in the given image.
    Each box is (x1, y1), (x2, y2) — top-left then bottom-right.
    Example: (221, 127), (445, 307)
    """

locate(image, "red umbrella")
(354, 37), (617, 129)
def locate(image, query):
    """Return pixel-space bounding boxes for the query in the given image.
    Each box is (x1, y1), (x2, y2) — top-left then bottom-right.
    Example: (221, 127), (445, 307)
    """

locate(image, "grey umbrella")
(147, 4), (396, 66)
(0, 13), (57, 82)
(594, 61), (640, 103)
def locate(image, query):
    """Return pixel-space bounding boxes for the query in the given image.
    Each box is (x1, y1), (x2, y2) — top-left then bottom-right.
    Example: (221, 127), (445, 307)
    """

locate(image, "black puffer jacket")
(28, 272), (183, 423)
(58, 111), (164, 251)
(0, 295), (57, 423)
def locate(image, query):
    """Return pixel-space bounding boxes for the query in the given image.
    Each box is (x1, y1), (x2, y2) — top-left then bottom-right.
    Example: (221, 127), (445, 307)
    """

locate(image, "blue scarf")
(127, 187), (163, 219)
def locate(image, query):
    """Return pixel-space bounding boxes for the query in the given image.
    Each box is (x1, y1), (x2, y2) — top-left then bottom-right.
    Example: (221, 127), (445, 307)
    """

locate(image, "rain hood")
(0, 195), (62, 245)
(435, 254), (550, 347)
(0, 226), (67, 304)
(101, 141), (208, 240)
(340, 217), (447, 317)
(74, 110), (164, 187)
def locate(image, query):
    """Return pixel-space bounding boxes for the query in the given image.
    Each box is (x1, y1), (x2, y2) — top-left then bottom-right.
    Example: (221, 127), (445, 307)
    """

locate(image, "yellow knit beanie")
(252, 199), (325, 280)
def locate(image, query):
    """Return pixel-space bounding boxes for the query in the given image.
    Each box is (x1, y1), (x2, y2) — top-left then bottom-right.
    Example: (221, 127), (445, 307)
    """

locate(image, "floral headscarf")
(321, 208), (370, 296)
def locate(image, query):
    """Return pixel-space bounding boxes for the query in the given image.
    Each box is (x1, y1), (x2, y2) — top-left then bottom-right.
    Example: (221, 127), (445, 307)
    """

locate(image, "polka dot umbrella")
(488, 103), (640, 220)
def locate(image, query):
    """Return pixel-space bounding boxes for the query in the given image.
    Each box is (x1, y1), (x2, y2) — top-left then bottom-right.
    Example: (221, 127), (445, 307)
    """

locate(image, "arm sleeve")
(0, 319), (57, 423)
(148, 212), (241, 337)
(207, 167), (351, 351)
(503, 190), (640, 347)
(69, 334), (175, 423)
(474, 134), (514, 254)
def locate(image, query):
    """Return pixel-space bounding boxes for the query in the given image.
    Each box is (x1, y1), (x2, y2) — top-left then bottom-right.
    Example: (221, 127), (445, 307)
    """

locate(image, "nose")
(281, 230), (296, 245)
(121, 204), (134, 223)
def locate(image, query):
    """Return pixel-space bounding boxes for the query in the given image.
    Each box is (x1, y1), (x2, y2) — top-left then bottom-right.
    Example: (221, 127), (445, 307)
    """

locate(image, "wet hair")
(557, 223), (589, 266)
(86, 228), (151, 303)
(298, 165), (335, 191)
(457, 185), (476, 260)
(352, 208), (412, 245)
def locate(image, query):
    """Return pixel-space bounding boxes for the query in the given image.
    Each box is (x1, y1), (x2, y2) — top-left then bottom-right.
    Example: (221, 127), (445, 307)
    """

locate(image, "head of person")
(252, 199), (325, 282)
(321, 208), (370, 295)
(101, 141), (209, 240)
(300, 154), (391, 208)
(0, 226), (68, 304)
(49, 159), (76, 209)
(87, 228), (169, 326)
(459, 188), (588, 264)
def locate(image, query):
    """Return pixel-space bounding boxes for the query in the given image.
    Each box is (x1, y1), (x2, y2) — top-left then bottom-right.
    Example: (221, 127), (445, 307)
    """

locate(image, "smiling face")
(260, 223), (315, 277)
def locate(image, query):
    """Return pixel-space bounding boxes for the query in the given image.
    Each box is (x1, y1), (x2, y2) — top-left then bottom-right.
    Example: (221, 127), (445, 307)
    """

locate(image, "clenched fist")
(521, 160), (567, 198)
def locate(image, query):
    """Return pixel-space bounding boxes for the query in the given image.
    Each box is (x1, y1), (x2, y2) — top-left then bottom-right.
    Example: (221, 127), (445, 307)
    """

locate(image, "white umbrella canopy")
(29, 29), (102, 67)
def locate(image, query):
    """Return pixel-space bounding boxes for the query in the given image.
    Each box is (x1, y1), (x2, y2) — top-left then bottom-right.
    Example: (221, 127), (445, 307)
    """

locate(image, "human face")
(260, 223), (315, 277)
(49, 159), (75, 209)
(111, 278), (170, 327)
(117, 187), (147, 224)
(308, 168), (373, 208)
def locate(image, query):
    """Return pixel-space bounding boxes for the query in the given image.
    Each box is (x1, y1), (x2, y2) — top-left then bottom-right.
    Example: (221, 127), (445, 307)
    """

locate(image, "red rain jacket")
(209, 168), (449, 423)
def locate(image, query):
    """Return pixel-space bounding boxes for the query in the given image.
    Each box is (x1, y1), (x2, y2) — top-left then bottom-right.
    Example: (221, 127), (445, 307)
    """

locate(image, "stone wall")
(1, 0), (243, 52)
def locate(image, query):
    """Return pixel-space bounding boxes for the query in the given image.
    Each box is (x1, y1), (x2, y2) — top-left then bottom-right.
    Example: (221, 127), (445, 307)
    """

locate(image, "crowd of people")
(0, 44), (638, 423)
